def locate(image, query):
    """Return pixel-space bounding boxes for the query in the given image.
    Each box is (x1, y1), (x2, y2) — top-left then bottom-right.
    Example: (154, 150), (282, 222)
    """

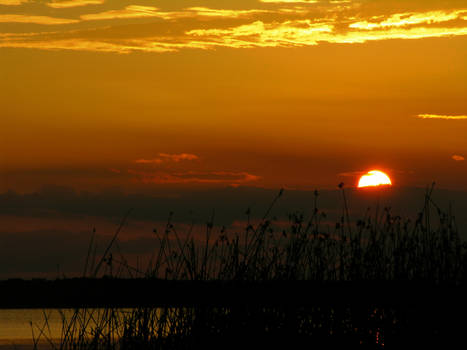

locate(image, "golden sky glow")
(1, 0), (467, 192)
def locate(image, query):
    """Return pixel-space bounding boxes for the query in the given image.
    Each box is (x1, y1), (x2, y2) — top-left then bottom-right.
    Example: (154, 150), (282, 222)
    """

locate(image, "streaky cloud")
(2, 4), (467, 53)
(47, 0), (105, 9)
(129, 170), (261, 185)
(259, 0), (318, 3)
(186, 20), (334, 47)
(158, 153), (199, 162)
(80, 6), (279, 22)
(135, 153), (199, 164)
(185, 7), (269, 18)
(350, 10), (467, 30)
(417, 114), (467, 120)
(80, 5), (164, 21)
(0, 38), (175, 53)
(0, 36), (225, 53)
(186, 20), (467, 48)
(0, 0), (28, 5)
(0, 14), (78, 25)
(2, 22), (467, 53)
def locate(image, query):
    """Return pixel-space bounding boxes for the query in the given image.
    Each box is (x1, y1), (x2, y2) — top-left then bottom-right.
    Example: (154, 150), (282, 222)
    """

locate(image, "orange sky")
(1, 0), (467, 192)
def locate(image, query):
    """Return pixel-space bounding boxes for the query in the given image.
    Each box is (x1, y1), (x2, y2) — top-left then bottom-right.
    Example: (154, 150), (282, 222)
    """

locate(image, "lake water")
(0, 309), (55, 349)
(0, 307), (387, 349)
(0, 308), (134, 349)
(0, 309), (78, 349)
(0, 307), (181, 349)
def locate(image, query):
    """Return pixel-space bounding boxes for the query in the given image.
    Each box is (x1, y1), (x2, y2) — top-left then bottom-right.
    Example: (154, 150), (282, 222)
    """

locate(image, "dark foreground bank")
(0, 278), (465, 309)
(2, 278), (466, 348)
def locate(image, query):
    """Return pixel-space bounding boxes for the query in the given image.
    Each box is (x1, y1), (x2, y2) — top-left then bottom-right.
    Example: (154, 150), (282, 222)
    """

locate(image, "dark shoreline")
(1, 278), (466, 348)
(0, 278), (465, 309)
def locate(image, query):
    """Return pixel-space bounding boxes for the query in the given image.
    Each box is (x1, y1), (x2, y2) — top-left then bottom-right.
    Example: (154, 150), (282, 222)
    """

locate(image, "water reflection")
(0, 308), (132, 348)
(0, 306), (391, 348)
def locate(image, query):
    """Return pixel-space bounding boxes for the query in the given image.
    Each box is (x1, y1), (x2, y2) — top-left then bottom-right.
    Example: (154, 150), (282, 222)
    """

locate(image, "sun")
(358, 170), (392, 188)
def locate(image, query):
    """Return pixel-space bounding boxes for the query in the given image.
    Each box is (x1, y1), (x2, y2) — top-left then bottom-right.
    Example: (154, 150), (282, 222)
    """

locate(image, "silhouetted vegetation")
(29, 185), (467, 348)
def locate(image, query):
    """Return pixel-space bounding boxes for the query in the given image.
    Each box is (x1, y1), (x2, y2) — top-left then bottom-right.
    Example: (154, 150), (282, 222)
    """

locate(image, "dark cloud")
(0, 227), (161, 278)
(1, 185), (467, 224)
(1, 185), (467, 278)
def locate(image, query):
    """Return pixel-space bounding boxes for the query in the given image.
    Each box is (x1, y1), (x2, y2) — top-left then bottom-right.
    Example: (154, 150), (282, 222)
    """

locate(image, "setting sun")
(358, 170), (392, 188)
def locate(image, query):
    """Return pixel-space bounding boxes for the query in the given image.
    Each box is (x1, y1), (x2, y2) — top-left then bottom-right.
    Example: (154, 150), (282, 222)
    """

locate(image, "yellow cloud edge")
(47, 0), (105, 9)
(417, 114), (467, 120)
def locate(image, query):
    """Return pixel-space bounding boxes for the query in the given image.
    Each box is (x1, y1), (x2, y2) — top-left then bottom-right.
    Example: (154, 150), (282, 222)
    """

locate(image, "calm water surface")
(0, 309), (75, 348)
(0, 308), (133, 349)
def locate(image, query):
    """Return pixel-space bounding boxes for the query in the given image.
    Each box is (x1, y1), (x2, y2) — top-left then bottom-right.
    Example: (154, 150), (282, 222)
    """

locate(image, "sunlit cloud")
(417, 114), (467, 120)
(0, 38), (176, 53)
(0, 14), (78, 25)
(129, 153), (259, 186)
(349, 10), (467, 30)
(80, 6), (279, 22)
(159, 153), (199, 162)
(80, 5), (165, 21)
(259, 0), (318, 3)
(452, 155), (465, 162)
(186, 7), (268, 18)
(47, 0), (105, 9)
(331, 26), (467, 43)
(186, 20), (467, 48)
(0, 36), (223, 53)
(0, 0), (28, 5)
(1, 3), (467, 53)
(3, 21), (467, 53)
(135, 159), (164, 165)
(135, 153), (199, 164)
(187, 20), (334, 47)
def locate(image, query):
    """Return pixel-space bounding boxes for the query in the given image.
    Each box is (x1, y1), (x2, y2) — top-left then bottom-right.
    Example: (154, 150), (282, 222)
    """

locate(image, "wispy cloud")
(187, 20), (334, 48)
(47, 0), (105, 9)
(186, 19), (467, 48)
(452, 155), (465, 161)
(0, 38), (175, 53)
(129, 170), (261, 185)
(259, 0), (318, 3)
(2, 20), (467, 53)
(135, 159), (164, 165)
(1, 4), (467, 53)
(130, 153), (259, 185)
(159, 153), (199, 162)
(186, 7), (269, 18)
(80, 5), (164, 21)
(349, 10), (467, 30)
(80, 5), (277, 22)
(135, 153), (199, 164)
(0, 0), (28, 5)
(0, 14), (78, 25)
(417, 114), (467, 120)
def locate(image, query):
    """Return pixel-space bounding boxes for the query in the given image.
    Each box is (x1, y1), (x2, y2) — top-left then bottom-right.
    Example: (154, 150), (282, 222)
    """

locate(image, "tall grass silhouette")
(31, 185), (467, 349)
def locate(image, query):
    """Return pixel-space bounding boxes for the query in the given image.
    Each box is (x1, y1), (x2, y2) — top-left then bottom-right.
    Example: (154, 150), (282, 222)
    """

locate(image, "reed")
(32, 186), (467, 349)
